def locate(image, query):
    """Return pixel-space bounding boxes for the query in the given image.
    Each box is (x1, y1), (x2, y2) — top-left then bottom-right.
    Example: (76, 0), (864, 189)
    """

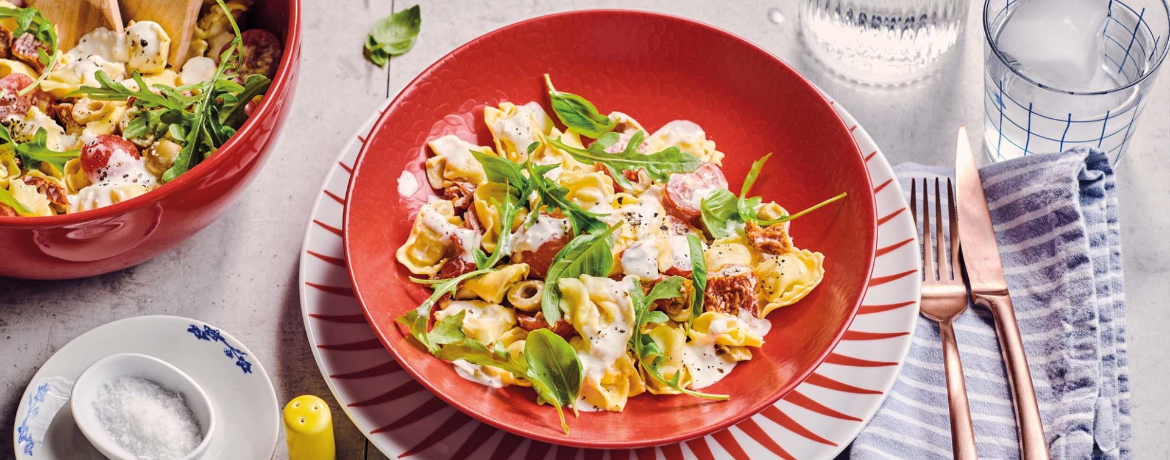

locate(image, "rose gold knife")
(955, 126), (1050, 459)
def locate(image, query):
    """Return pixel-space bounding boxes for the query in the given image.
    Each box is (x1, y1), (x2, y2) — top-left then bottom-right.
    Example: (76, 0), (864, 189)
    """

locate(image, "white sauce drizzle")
(397, 171), (419, 197)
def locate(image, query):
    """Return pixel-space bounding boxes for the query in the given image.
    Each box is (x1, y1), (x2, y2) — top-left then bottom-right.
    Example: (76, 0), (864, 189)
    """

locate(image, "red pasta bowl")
(345, 10), (876, 448)
(0, 0), (300, 280)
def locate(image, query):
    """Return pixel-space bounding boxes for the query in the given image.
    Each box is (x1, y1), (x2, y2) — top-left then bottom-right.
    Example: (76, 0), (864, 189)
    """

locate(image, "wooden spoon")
(119, 0), (202, 68)
(27, 0), (122, 51)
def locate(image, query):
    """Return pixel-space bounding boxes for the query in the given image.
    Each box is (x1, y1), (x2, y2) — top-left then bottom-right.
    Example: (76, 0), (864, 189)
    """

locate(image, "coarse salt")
(93, 376), (202, 460)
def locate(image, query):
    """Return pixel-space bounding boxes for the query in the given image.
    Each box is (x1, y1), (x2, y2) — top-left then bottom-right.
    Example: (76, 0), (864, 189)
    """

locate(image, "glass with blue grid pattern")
(983, 0), (1168, 165)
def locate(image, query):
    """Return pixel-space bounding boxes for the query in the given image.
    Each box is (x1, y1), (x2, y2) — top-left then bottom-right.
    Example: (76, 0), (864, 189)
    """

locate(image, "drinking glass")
(799, 0), (971, 85)
(983, 0), (1170, 165)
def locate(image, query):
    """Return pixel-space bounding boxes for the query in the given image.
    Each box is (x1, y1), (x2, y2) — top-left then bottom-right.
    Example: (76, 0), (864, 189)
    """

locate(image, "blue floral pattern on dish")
(188, 324), (253, 374)
(17, 382), (48, 456)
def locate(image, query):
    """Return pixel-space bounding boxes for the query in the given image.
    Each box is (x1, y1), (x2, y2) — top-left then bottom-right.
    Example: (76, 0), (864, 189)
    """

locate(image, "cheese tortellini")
(425, 135), (493, 188)
(434, 300), (517, 345)
(484, 102), (553, 162)
(395, 200), (476, 276)
(757, 249), (826, 317)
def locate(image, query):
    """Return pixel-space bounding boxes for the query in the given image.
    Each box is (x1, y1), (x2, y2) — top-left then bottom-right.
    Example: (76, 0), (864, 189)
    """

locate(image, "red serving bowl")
(345, 10), (876, 448)
(0, 0), (300, 280)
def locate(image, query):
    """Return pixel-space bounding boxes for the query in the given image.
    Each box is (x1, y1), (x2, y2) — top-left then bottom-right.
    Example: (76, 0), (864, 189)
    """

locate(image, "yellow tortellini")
(477, 328), (531, 387)
(690, 311), (766, 348)
(557, 276), (633, 338)
(472, 183), (527, 253)
(704, 237), (755, 271)
(457, 263), (529, 303)
(646, 120), (724, 165)
(12, 108), (69, 152)
(395, 200), (464, 276)
(484, 102), (553, 162)
(69, 184), (150, 213)
(572, 339), (646, 412)
(0, 59), (37, 79)
(425, 135), (493, 189)
(645, 324), (693, 395)
(62, 159), (92, 194)
(757, 249), (826, 317)
(535, 127), (587, 170)
(557, 168), (613, 212)
(6, 177), (54, 216)
(0, 151), (19, 188)
(434, 300), (517, 346)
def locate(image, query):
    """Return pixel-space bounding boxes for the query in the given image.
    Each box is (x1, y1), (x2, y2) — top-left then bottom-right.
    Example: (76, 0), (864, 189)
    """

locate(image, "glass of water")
(799, 0), (971, 85)
(983, 0), (1170, 164)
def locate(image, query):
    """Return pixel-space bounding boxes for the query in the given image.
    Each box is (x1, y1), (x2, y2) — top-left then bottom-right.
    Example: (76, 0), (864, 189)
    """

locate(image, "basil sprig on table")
(365, 5), (421, 67)
(547, 130), (701, 191)
(686, 234), (707, 322)
(72, 0), (272, 184)
(628, 276), (728, 400)
(540, 222), (623, 323)
(0, 6), (62, 95)
(544, 75), (615, 139)
(700, 153), (847, 238)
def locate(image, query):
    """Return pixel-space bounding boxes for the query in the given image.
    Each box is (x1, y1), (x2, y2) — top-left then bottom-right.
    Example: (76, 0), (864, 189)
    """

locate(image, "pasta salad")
(0, 0), (281, 217)
(395, 76), (845, 434)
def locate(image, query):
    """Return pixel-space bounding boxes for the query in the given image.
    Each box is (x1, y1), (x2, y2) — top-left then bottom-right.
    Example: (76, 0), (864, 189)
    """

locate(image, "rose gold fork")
(912, 177), (979, 460)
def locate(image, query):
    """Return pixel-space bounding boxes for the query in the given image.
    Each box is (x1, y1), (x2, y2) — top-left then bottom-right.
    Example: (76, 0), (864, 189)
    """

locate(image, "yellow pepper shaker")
(283, 395), (335, 460)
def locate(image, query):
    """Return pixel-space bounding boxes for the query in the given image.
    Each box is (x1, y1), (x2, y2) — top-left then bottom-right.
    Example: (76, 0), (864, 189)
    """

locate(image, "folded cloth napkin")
(849, 147), (1130, 460)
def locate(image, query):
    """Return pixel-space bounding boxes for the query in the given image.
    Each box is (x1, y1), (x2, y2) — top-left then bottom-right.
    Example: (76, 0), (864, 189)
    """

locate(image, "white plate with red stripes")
(298, 95), (920, 460)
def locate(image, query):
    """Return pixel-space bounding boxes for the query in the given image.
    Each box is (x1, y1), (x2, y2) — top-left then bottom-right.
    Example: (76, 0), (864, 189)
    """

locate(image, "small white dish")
(12, 316), (279, 460)
(70, 353), (216, 460)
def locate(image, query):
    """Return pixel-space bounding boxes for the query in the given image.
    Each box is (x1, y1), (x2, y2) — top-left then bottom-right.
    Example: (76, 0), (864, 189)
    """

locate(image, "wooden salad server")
(27, 0), (122, 51)
(119, 0), (202, 68)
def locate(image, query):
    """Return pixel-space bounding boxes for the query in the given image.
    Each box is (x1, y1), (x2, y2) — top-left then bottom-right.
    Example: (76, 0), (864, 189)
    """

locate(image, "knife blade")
(955, 126), (1009, 293)
(954, 126), (1050, 459)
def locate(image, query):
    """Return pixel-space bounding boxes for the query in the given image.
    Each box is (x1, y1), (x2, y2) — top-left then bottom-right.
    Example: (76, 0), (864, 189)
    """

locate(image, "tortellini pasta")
(425, 135), (493, 189)
(645, 324), (693, 395)
(395, 200), (468, 276)
(457, 263), (529, 303)
(757, 249), (826, 317)
(483, 102), (553, 162)
(6, 177), (54, 216)
(434, 300), (517, 346)
(646, 120), (724, 165)
(557, 168), (613, 212)
(472, 183), (526, 253)
(572, 341), (645, 412)
(69, 184), (150, 213)
(704, 237), (755, 271)
(690, 311), (765, 348)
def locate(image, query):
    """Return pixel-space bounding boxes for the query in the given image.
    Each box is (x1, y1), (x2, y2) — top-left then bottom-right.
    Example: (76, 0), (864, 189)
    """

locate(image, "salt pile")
(93, 376), (202, 460)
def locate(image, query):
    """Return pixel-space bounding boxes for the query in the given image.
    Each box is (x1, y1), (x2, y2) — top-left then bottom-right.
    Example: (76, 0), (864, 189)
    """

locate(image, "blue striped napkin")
(850, 147), (1130, 460)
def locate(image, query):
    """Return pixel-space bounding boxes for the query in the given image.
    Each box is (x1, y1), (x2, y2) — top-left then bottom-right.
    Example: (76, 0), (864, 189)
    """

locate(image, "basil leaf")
(544, 75), (615, 138)
(757, 192), (848, 226)
(435, 338), (528, 377)
(686, 234), (706, 322)
(547, 132), (700, 186)
(626, 276), (728, 401)
(540, 222), (622, 323)
(472, 151), (527, 187)
(0, 186), (32, 216)
(365, 5), (421, 67)
(699, 189), (740, 239)
(524, 329), (583, 434)
(15, 128), (79, 172)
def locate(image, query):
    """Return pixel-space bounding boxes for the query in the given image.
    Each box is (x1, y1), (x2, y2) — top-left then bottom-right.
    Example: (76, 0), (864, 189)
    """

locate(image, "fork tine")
(934, 178), (948, 281)
(910, 179), (917, 227)
(921, 178), (935, 281)
(947, 178), (961, 280)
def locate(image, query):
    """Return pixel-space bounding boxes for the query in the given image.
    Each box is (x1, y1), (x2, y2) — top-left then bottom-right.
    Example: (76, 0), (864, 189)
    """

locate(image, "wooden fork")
(912, 177), (979, 460)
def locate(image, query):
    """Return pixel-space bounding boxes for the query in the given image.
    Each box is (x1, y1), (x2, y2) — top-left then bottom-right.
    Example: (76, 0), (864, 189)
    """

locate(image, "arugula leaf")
(699, 189), (740, 239)
(627, 276), (728, 400)
(740, 153), (770, 197)
(546, 130), (700, 189)
(525, 158), (606, 235)
(0, 186), (32, 216)
(543, 74), (615, 138)
(395, 267), (495, 352)
(428, 310), (468, 347)
(686, 234), (707, 323)
(219, 74), (272, 127)
(365, 5), (421, 67)
(7, 127), (79, 172)
(474, 189), (522, 269)
(523, 329), (583, 434)
(757, 192), (848, 225)
(435, 337), (527, 376)
(71, 71), (190, 112)
(540, 222), (623, 323)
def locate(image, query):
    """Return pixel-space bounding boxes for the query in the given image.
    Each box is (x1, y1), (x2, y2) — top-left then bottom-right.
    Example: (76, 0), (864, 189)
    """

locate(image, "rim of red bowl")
(0, 0), (302, 229)
(345, 9), (876, 449)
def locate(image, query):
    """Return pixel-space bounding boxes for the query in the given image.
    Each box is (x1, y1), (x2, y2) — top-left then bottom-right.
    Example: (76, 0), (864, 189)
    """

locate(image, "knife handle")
(974, 293), (1051, 460)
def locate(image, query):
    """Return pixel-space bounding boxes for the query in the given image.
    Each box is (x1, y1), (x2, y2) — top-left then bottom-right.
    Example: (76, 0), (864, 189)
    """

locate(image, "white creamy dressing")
(451, 359), (505, 388)
(68, 27), (129, 63)
(572, 278), (638, 412)
(492, 103), (548, 156)
(85, 146), (156, 187)
(667, 233), (693, 271)
(620, 241), (659, 280)
(179, 57), (217, 85)
(510, 214), (570, 254)
(397, 170), (419, 197)
(521, 102), (552, 135)
(649, 120), (707, 147)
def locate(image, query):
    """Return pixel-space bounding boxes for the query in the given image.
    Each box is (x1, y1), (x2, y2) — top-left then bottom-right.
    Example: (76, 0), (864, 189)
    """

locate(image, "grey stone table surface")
(2, 1), (1167, 459)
